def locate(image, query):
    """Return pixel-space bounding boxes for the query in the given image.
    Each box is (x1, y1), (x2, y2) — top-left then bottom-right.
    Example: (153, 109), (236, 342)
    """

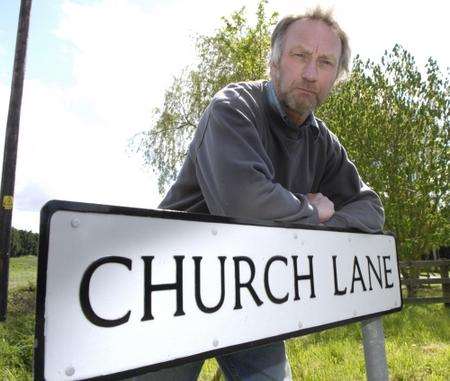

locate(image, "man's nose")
(302, 60), (318, 82)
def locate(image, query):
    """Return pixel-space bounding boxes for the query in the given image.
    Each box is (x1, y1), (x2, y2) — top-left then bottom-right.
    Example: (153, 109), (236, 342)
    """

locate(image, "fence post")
(361, 317), (388, 381)
(441, 263), (449, 308)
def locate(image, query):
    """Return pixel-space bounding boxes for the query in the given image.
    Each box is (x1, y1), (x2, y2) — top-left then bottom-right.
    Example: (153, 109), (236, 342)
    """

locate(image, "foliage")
(0, 256), (36, 381)
(318, 45), (449, 260)
(287, 304), (450, 381)
(10, 228), (39, 257)
(133, 0), (278, 193)
(0, 306), (34, 381)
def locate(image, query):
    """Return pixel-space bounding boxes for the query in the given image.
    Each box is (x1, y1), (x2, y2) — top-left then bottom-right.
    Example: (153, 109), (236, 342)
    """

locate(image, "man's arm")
(191, 97), (320, 224)
(324, 185), (385, 233)
(318, 130), (385, 233)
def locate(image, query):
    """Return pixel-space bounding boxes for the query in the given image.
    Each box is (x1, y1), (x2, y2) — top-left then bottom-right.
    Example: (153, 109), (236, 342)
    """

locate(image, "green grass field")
(1, 256), (36, 381)
(1, 256), (449, 380)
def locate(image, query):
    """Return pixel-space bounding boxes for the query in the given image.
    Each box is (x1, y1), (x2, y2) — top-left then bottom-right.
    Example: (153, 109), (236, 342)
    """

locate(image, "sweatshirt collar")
(267, 80), (320, 139)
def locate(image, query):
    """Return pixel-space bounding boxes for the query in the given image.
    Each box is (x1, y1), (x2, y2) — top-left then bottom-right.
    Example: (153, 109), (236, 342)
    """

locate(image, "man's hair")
(269, 7), (351, 81)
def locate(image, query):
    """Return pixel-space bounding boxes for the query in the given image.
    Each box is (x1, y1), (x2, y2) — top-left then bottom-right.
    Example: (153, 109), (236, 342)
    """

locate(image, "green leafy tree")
(318, 45), (449, 263)
(10, 228), (23, 257)
(10, 228), (39, 257)
(133, 0), (278, 192)
(318, 46), (449, 296)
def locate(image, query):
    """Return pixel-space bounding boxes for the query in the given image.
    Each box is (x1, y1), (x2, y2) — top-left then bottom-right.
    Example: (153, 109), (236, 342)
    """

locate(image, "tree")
(133, 0), (278, 193)
(318, 45), (449, 263)
(10, 228), (38, 257)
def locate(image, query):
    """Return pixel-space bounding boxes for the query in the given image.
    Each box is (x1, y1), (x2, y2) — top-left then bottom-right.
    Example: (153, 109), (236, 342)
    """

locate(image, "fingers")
(306, 193), (334, 223)
(307, 192), (323, 202)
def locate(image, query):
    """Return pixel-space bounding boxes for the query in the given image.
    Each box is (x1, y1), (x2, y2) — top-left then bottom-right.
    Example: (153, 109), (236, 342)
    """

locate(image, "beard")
(273, 70), (321, 121)
(283, 87), (318, 116)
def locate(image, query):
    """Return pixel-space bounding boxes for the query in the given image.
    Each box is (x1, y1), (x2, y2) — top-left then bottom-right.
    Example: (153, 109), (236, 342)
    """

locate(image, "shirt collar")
(267, 80), (320, 139)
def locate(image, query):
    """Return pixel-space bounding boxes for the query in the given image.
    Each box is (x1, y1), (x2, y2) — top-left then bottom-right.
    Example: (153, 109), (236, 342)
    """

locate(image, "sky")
(0, 0), (449, 233)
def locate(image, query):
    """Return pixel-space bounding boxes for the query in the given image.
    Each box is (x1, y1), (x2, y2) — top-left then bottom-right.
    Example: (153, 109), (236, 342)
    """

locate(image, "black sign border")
(34, 200), (403, 381)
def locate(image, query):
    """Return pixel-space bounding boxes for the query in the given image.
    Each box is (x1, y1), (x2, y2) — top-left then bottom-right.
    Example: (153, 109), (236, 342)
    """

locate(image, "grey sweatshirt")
(159, 81), (384, 233)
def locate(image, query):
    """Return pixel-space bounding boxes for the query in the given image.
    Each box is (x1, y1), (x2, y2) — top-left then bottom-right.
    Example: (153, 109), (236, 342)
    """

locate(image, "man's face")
(271, 19), (342, 124)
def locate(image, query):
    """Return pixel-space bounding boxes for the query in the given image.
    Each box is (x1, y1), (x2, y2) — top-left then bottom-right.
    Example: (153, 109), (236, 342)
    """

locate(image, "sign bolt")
(71, 218), (80, 228)
(213, 339), (219, 347)
(293, 233), (298, 239)
(65, 366), (75, 376)
(298, 321), (303, 329)
(211, 228), (218, 236)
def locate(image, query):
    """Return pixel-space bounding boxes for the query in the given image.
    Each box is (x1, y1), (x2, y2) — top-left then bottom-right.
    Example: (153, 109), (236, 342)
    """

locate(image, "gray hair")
(270, 7), (351, 81)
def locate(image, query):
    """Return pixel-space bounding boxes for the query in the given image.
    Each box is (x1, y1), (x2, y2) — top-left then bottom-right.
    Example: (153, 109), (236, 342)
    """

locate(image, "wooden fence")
(399, 259), (450, 305)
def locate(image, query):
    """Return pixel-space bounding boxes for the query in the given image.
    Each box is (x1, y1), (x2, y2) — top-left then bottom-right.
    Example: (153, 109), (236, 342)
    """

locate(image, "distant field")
(8, 255), (37, 290)
(1, 256), (449, 380)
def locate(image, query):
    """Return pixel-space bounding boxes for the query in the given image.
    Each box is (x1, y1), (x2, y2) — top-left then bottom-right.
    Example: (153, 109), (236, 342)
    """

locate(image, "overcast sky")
(0, 0), (449, 232)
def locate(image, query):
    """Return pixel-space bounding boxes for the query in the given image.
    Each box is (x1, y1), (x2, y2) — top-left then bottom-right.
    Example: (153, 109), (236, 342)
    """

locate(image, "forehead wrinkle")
(289, 43), (312, 54)
(285, 19), (341, 59)
(290, 42), (337, 62)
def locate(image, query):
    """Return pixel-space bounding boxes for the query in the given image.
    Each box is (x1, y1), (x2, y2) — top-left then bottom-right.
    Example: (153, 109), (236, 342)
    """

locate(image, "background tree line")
(10, 228), (38, 257)
(133, 1), (449, 263)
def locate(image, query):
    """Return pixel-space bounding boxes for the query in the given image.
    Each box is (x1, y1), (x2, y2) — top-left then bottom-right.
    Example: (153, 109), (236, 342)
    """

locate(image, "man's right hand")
(307, 193), (335, 223)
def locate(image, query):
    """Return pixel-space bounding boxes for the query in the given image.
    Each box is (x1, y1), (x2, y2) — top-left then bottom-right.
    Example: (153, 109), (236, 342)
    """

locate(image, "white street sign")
(34, 201), (402, 381)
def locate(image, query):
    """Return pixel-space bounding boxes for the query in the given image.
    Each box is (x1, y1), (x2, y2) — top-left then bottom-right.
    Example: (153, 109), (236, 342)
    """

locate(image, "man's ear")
(269, 61), (277, 79)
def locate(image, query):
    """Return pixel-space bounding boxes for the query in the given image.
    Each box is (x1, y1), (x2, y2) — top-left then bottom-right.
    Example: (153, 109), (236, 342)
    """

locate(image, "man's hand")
(307, 193), (335, 223)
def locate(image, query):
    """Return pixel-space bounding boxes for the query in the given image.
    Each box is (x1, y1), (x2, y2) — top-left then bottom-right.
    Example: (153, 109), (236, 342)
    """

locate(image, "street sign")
(34, 200), (402, 381)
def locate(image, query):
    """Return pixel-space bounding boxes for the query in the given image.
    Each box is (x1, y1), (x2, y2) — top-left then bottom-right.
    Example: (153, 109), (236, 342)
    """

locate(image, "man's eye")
(320, 60), (333, 66)
(295, 53), (306, 58)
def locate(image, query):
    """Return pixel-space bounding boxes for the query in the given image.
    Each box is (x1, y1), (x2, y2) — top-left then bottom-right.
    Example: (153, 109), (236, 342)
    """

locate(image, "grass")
(1, 256), (449, 380)
(8, 255), (37, 290)
(198, 304), (450, 381)
(287, 304), (449, 380)
(1, 256), (36, 381)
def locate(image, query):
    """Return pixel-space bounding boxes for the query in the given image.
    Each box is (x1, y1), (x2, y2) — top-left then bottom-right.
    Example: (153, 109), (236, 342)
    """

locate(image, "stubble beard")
(274, 71), (320, 123)
(284, 89), (317, 117)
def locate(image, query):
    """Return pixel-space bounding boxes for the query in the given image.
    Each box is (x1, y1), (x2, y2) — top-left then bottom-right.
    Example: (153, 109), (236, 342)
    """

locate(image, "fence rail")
(400, 259), (450, 267)
(399, 259), (450, 306)
(401, 278), (450, 286)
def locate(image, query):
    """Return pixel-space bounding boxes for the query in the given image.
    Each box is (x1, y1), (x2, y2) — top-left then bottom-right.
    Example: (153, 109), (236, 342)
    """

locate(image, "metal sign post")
(361, 317), (389, 380)
(0, 0), (33, 321)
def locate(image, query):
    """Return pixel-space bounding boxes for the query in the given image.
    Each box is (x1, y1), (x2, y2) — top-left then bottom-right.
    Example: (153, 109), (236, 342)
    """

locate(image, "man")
(131, 6), (384, 381)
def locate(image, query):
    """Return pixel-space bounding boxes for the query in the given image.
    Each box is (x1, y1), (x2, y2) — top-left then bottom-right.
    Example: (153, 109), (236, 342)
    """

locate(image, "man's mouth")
(296, 87), (316, 95)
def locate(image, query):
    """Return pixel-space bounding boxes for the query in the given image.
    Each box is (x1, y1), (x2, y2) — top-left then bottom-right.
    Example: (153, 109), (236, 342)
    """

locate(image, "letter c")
(79, 256), (132, 327)
(264, 256), (289, 304)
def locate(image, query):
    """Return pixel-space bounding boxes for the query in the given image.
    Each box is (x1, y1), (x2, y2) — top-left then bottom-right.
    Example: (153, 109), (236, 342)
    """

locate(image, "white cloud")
(5, 0), (265, 233)
(53, 0), (263, 138)
(15, 181), (49, 212)
(10, 77), (160, 231)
